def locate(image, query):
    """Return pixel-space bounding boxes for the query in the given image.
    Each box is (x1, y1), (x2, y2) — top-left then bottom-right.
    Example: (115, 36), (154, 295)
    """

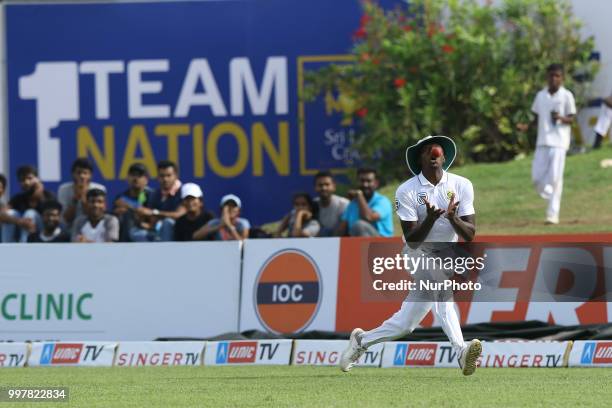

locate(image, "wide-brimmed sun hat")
(405, 135), (457, 175)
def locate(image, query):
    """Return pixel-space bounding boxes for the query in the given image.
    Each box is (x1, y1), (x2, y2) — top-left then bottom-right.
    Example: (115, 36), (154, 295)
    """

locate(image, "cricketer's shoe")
(545, 216), (559, 225)
(339, 328), (366, 372)
(459, 339), (482, 376)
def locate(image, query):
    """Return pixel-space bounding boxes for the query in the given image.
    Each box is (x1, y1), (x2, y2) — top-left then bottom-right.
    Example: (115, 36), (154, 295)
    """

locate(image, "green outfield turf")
(380, 145), (612, 235)
(2, 366), (611, 407)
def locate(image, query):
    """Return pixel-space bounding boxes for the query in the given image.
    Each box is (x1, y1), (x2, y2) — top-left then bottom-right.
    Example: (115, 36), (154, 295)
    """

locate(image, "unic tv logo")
(254, 249), (322, 334)
(393, 344), (437, 366)
(581, 342), (612, 364)
(216, 342), (257, 364)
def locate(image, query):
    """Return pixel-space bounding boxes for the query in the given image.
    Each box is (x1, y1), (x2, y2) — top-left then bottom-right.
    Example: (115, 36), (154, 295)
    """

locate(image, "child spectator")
(112, 163), (153, 242)
(313, 171), (349, 236)
(173, 183), (214, 241)
(72, 189), (119, 243)
(129, 160), (186, 242)
(194, 194), (250, 241)
(58, 158), (106, 228)
(27, 201), (70, 243)
(274, 193), (321, 238)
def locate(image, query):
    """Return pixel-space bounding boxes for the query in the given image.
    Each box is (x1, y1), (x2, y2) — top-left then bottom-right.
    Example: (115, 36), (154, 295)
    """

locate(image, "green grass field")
(2, 366), (611, 408)
(380, 145), (612, 235)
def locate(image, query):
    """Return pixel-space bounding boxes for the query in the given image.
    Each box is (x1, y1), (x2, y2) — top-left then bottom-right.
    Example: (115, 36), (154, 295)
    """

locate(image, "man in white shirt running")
(339, 135), (482, 376)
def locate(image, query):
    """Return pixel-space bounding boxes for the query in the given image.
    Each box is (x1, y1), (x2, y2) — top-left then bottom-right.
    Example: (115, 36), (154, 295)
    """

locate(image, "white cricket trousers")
(532, 146), (566, 220)
(360, 246), (466, 354)
(594, 103), (612, 137)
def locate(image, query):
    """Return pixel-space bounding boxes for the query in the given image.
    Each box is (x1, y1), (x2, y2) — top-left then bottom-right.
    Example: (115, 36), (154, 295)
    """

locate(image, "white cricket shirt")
(395, 171), (475, 242)
(531, 86), (576, 150)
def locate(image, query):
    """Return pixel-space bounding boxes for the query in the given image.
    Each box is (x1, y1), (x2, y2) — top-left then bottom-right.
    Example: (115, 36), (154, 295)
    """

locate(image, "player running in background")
(339, 135), (482, 376)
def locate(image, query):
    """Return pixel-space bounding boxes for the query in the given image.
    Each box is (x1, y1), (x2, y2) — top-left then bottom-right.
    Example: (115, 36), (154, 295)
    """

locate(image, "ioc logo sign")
(254, 249), (322, 334)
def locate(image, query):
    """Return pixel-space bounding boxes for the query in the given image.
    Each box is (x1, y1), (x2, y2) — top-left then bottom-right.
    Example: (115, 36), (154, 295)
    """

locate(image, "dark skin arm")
(401, 195), (475, 248)
(347, 190), (380, 222)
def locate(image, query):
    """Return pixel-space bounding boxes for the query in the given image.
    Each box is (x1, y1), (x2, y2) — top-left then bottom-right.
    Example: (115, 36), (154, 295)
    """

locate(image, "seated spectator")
(1, 165), (55, 242)
(27, 201), (70, 243)
(72, 189), (119, 243)
(112, 164), (153, 242)
(0, 174), (29, 242)
(194, 194), (250, 241)
(129, 160), (186, 242)
(313, 171), (349, 236)
(338, 168), (393, 237)
(274, 193), (320, 238)
(58, 158), (106, 228)
(173, 183), (215, 241)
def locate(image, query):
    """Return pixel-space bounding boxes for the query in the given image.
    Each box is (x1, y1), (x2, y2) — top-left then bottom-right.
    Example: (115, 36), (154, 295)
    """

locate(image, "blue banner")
(6, 0), (397, 224)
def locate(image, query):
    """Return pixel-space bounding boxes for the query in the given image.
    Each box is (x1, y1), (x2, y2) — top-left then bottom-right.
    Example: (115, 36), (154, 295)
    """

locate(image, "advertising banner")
(28, 341), (117, 367)
(291, 340), (383, 367)
(335, 238), (612, 332)
(239, 238), (340, 334)
(204, 340), (292, 366)
(381, 341), (571, 368)
(568, 340), (612, 367)
(115, 342), (205, 367)
(0, 343), (29, 368)
(0, 242), (241, 341)
(4, 0), (380, 224)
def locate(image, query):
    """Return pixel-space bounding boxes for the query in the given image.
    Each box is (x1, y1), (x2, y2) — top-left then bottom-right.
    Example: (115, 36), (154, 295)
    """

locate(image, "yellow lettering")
(207, 123), (248, 178)
(154, 124), (190, 166)
(251, 121), (290, 176)
(193, 124), (205, 177)
(119, 125), (157, 179)
(77, 126), (115, 179)
(325, 91), (354, 126)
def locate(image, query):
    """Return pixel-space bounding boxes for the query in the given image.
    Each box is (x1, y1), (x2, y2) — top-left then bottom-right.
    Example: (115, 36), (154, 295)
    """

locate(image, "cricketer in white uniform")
(339, 135), (482, 376)
(593, 91), (612, 149)
(528, 64), (576, 224)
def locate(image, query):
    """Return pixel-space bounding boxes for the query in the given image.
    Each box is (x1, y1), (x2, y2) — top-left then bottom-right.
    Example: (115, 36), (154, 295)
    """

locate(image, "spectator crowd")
(0, 159), (394, 244)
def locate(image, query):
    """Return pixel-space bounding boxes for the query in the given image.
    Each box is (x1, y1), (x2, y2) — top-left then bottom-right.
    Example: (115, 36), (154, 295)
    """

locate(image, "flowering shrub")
(304, 0), (598, 178)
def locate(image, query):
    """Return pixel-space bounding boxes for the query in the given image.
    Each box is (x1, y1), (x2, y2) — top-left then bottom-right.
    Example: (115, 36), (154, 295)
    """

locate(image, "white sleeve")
(566, 91), (577, 115)
(457, 180), (475, 217)
(530, 93), (539, 115)
(395, 188), (417, 222)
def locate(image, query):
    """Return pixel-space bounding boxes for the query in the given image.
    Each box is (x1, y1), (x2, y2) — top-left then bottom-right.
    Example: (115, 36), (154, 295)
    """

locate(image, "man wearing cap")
(339, 135), (482, 376)
(173, 183), (215, 241)
(112, 163), (153, 242)
(194, 194), (250, 241)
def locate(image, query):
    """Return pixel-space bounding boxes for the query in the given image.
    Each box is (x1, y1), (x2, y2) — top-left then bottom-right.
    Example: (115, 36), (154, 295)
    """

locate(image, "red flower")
(360, 14), (371, 27)
(372, 57), (381, 65)
(360, 52), (371, 62)
(402, 25), (414, 32)
(441, 44), (455, 54)
(356, 108), (368, 118)
(394, 78), (407, 88)
(353, 27), (367, 39)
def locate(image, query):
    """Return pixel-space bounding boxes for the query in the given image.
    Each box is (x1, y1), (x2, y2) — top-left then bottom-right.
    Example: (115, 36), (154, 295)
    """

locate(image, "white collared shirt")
(531, 86), (576, 150)
(395, 171), (475, 242)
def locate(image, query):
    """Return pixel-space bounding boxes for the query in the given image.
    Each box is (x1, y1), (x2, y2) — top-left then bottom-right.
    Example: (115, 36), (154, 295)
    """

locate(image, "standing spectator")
(313, 171), (349, 236)
(274, 193), (320, 238)
(112, 164), (153, 242)
(2, 165), (55, 242)
(27, 201), (70, 243)
(518, 63), (576, 224)
(58, 158), (106, 228)
(71, 189), (119, 243)
(194, 194), (250, 241)
(337, 168), (393, 237)
(173, 183), (215, 241)
(593, 91), (612, 149)
(129, 160), (186, 241)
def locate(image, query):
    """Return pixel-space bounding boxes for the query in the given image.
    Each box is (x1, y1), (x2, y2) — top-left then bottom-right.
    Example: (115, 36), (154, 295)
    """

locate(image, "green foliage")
(304, 0), (598, 180)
